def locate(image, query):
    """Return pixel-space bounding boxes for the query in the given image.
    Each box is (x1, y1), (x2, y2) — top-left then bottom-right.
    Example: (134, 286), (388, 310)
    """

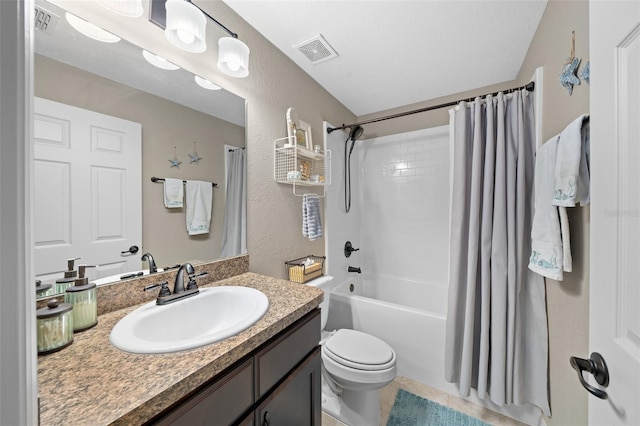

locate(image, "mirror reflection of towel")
(163, 178), (183, 208)
(186, 180), (212, 235)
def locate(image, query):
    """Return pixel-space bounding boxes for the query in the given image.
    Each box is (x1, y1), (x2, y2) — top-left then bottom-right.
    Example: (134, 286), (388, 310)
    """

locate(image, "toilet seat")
(323, 329), (396, 371)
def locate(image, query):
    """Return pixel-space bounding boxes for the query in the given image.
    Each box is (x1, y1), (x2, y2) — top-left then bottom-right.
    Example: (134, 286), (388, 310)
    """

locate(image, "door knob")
(121, 245), (139, 255)
(569, 352), (609, 399)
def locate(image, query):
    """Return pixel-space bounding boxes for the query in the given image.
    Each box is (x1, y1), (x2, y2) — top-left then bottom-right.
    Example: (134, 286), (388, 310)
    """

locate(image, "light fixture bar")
(186, 0), (238, 39)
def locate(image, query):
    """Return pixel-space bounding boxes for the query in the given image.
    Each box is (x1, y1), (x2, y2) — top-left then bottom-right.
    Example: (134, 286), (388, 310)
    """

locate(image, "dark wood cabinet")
(151, 309), (321, 426)
(255, 347), (321, 426)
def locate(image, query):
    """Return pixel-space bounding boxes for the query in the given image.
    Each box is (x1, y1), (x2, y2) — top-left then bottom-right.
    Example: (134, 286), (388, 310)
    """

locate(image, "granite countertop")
(37, 272), (323, 425)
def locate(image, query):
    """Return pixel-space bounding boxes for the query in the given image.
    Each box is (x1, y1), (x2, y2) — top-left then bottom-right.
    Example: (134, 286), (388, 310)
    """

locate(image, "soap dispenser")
(55, 257), (81, 294)
(64, 265), (98, 332)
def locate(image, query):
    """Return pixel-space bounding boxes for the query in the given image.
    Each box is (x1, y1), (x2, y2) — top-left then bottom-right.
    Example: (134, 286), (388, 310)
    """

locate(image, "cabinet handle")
(263, 411), (271, 426)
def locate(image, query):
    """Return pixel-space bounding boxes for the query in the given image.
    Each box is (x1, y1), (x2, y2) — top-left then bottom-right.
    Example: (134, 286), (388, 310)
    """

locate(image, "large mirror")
(34, 0), (247, 297)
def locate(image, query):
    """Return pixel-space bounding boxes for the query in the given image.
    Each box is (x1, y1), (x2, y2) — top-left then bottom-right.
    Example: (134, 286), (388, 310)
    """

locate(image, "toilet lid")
(323, 329), (395, 371)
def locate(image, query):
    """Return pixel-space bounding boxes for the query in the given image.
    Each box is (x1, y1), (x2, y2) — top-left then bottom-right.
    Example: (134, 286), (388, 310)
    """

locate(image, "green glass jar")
(64, 265), (98, 332)
(37, 299), (74, 355)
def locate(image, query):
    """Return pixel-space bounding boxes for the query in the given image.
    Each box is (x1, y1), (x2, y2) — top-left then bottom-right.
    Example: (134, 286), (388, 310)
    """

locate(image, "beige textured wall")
(34, 54), (245, 267)
(517, 1), (590, 425)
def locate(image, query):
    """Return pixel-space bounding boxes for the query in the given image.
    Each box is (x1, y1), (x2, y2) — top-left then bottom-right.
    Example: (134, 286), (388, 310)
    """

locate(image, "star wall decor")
(560, 57), (581, 95)
(580, 61), (590, 85)
(169, 146), (182, 168)
(189, 141), (203, 165)
(559, 31), (581, 95)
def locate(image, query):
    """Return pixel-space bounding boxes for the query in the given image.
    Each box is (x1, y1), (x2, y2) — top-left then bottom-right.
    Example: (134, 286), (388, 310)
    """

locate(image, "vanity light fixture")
(164, 0), (207, 53)
(96, 0), (143, 18)
(160, 0), (250, 78)
(217, 37), (249, 78)
(65, 13), (121, 43)
(194, 75), (221, 91)
(142, 50), (180, 70)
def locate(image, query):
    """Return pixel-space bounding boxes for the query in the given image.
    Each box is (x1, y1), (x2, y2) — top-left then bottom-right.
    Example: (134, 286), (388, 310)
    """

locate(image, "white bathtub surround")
(446, 91), (550, 416)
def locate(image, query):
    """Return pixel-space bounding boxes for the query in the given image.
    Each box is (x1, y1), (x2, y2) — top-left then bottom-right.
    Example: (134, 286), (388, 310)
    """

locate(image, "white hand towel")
(553, 114), (590, 207)
(529, 136), (565, 280)
(163, 178), (184, 208)
(185, 180), (212, 235)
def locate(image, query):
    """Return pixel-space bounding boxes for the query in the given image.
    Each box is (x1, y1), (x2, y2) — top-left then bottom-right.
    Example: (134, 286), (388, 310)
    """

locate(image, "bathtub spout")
(348, 266), (361, 273)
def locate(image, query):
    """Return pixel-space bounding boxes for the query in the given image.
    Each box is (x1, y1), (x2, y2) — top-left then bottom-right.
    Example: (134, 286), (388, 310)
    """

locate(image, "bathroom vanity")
(37, 270), (323, 425)
(154, 310), (321, 425)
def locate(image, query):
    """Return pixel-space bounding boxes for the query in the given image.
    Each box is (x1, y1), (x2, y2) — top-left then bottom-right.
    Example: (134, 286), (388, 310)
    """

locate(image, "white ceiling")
(223, 0), (548, 116)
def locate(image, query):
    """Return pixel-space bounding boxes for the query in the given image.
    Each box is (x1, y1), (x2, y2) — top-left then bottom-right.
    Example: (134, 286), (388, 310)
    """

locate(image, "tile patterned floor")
(321, 376), (527, 426)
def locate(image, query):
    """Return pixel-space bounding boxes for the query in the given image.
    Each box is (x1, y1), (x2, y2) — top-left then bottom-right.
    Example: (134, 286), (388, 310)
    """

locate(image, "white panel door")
(589, 1), (640, 424)
(34, 97), (142, 282)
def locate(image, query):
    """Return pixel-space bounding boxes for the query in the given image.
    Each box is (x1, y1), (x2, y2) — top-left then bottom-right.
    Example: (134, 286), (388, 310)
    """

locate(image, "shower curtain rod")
(326, 81), (535, 134)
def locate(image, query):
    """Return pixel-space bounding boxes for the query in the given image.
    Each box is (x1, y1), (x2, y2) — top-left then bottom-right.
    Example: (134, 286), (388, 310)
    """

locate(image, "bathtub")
(324, 274), (456, 394)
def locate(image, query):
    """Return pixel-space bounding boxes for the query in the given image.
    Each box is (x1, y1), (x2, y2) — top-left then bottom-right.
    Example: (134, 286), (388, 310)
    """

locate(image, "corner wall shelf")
(274, 136), (331, 197)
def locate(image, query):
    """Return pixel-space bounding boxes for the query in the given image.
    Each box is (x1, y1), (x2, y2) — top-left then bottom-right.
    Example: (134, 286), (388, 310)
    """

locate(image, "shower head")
(347, 125), (363, 156)
(349, 125), (364, 141)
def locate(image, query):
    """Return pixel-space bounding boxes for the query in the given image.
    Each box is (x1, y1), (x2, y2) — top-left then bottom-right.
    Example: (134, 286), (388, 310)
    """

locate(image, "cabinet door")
(152, 358), (253, 426)
(255, 309), (320, 400)
(255, 347), (321, 426)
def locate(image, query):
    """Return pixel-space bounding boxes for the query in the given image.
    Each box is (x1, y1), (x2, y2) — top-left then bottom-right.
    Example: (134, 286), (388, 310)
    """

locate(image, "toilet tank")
(306, 275), (334, 330)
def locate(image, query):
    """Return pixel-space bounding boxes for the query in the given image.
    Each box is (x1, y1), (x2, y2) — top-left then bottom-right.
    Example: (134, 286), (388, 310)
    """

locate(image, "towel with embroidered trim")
(186, 180), (212, 235)
(163, 178), (183, 208)
(553, 114), (590, 207)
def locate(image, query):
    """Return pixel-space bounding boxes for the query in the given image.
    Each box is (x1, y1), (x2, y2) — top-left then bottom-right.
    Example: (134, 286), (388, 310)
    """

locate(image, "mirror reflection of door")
(34, 97), (142, 282)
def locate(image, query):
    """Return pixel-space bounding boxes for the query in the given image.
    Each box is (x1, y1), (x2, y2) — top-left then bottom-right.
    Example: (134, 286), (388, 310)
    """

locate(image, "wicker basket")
(285, 255), (325, 283)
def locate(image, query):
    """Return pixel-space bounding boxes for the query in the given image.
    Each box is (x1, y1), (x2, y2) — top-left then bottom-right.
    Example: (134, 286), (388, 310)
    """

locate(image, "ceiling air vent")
(294, 34), (338, 65)
(34, 5), (59, 35)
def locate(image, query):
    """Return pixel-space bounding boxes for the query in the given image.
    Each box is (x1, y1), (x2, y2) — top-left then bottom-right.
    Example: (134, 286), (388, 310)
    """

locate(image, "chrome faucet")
(143, 262), (207, 305)
(141, 252), (158, 274)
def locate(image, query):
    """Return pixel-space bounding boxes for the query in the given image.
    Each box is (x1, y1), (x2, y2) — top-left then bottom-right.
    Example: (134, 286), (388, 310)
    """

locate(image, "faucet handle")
(143, 281), (171, 297)
(186, 272), (207, 291)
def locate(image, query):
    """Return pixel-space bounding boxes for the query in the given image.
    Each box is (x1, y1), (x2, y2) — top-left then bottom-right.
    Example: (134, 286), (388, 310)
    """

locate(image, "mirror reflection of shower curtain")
(220, 145), (247, 258)
(444, 91), (550, 416)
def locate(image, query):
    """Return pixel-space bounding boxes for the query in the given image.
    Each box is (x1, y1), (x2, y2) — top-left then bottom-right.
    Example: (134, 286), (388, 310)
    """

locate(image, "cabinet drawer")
(255, 309), (320, 399)
(153, 358), (253, 426)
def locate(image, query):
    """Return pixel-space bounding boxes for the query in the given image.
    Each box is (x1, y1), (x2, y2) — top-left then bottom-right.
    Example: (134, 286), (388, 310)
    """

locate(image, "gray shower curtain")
(445, 91), (550, 416)
(220, 146), (247, 258)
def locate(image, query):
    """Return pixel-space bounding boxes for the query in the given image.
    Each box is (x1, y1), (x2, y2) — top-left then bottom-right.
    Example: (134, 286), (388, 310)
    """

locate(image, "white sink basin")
(110, 286), (269, 354)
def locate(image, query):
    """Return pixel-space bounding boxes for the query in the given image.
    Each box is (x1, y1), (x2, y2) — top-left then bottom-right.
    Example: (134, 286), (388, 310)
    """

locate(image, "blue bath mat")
(386, 389), (491, 426)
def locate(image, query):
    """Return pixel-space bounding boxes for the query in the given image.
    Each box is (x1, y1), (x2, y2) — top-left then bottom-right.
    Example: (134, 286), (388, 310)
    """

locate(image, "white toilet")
(308, 276), (397, 425)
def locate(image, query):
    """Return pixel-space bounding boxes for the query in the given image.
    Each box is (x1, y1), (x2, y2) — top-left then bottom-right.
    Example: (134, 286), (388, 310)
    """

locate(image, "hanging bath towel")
(185, 180), (212, 235)
(163, 178), (184, 208)
(529, 135), (567, 280)
(302, 194), (323, 241)
(553, 114), (590, 207)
